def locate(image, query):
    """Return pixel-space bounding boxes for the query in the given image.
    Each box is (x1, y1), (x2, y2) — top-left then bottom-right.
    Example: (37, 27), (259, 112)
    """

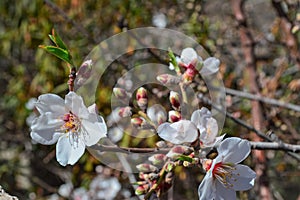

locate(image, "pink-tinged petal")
(217, 137), (251, 164)
(181, 48), (197, 65)
(65, 92), (89, 118)
(198, 175), (216, 200)
(82, 119), (107, 146)
(35, 94), (65, 115)
(214, 181), (236, 200)
(229, 164), (256, 191)
(56, 135), (85, 166)
(30, 113), (64, 145)
(200, 57), (220, 76)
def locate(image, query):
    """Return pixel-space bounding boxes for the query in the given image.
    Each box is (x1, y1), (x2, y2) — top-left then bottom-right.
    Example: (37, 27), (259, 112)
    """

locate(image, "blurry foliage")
(0, 0), (299, 199)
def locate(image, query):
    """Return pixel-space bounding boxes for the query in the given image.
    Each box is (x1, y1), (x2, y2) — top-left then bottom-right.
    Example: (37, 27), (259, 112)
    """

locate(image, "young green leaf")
(39, 45), (73, 65)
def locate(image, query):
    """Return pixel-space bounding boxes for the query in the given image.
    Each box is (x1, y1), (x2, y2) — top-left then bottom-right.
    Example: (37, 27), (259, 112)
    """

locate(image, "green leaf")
(39, 45), (73, 65)
(52, 29), (68, 50)
(177, 155), (193, 163)
(168, 48), (180, 74)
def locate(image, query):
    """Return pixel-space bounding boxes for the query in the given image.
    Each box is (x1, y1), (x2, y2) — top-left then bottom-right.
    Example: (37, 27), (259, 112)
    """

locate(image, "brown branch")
(91, 142), (300, 154)
(225, 87), (300, 112)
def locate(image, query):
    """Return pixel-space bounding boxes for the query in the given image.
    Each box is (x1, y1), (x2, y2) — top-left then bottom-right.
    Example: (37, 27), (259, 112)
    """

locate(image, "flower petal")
(56, 135), (85, 166)
(200, 117), (219, 146)
(229, 164), (256, 191)
(35, 93), (65, 115)
(200, 57), (220, 76)
(65, 92), (89, 118)
(215, 180), (236, 200)
(191, 107), (212, 129)
(30, 113), (64, 145)
(217, 137), (251, 164)
(157, 121), (198, 144)
(198, 174), (216, 200)
(82, 119), (107, 146)
(181, 48), (197, 65)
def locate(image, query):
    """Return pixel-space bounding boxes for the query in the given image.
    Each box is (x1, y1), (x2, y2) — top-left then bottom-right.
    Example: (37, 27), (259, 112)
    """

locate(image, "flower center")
(61, 112), (81, 133)
(212, 162), (236, 188)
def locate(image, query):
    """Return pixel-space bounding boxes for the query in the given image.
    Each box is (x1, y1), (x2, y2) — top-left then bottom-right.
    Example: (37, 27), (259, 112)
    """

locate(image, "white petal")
(200, 57), (220, 76)
(56, 135), (85, 166)
(229, 164), (256, 191)
(198, 175), (216, 200)
(35, 93), (65, 115)
(181, 48), (197, 64)
(147, 104), (167, 125)
(215, 180), (236, 200)
(65, 92), (89, 118)
(217, 137), (251, 164)
(191, 107), (212, 129)
(200, 117), (219, 146)
(30, 113), (64, 145)
(87, 103), (97, 114)
(82, 119), (107, 146)
(157, 121), (198, 144)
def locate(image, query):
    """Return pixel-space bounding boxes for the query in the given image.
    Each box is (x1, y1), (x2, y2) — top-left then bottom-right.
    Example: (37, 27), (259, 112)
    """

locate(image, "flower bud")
(148, 154), (167, 165)
(75, 60), (92, 87)
(168, 110), (181, 123)
(135, 184), (149, 195)
(157, 74), (180, 85)
(155, 141), (167, 148)
(136, 163), (158, 173)
(166, 146), (193, 159)
(113, 87), (127, 99)
(131, 117), (144, 127)
(118, 106), (132, 117)
(136, 87), (148, 110)
(136, 87), (147, 100)
(169, 91), (181, 110)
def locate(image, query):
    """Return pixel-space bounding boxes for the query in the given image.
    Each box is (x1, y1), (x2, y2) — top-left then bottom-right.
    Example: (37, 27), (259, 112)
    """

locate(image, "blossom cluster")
(29, 47), (256, 200)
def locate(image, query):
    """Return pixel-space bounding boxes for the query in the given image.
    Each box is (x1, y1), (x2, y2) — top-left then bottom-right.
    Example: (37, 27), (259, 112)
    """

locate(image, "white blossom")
(30, 92), (107, 166)
(198, 137), (256, 200)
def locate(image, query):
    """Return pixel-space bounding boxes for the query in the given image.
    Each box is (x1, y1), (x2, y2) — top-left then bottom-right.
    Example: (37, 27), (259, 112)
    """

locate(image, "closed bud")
(137, 98), (148, 111)
(168, 110), (181, 123)
(136, 163), (158, 173)
(118, 106), (132, 117)
(157, 74), (180, 85)
(135, 184), (150, 195)
(113, 87), (127, 99)
(165, 162), (175, 172)
(131, 117), (144, 127)
(169, 91), (181, 110)
(166, 146), (192, 159)
(148, 154), (167, 165)
(136, 87), (147, 100)
(75, 60), (92, 87)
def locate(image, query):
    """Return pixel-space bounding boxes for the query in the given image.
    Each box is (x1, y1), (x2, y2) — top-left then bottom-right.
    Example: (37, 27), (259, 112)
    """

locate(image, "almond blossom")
(191, 107), (225, 148)
(198, 137), (256, 200)
(179, 47), (220, 77)
(30, 92), (107, 166)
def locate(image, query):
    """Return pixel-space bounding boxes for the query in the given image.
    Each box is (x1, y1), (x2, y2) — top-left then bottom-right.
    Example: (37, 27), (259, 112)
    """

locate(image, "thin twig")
(225, 87), (300, 112)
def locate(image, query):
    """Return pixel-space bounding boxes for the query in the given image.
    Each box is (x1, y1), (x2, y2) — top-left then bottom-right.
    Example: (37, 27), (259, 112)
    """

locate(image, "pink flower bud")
(118, 106), (132, 117)
(168, 110), (181, 123)
(137, 98), (148, 111)
(148, 154), (167, 165)
(131, 117), (144, 127)
(136, 163), (158, 173)
(166, 145), (192, 159)
(169, 91), (181, 110)
(75, 60), (92, 87)
(136, 87), (147, 100)
(157, 74), (180, 85)
(113, 87), (127, 99)
(135, 184), (150, 195)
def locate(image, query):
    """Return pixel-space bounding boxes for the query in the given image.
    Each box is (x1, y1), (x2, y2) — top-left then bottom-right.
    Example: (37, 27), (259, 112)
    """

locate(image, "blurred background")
(0, 0), (299, 199)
